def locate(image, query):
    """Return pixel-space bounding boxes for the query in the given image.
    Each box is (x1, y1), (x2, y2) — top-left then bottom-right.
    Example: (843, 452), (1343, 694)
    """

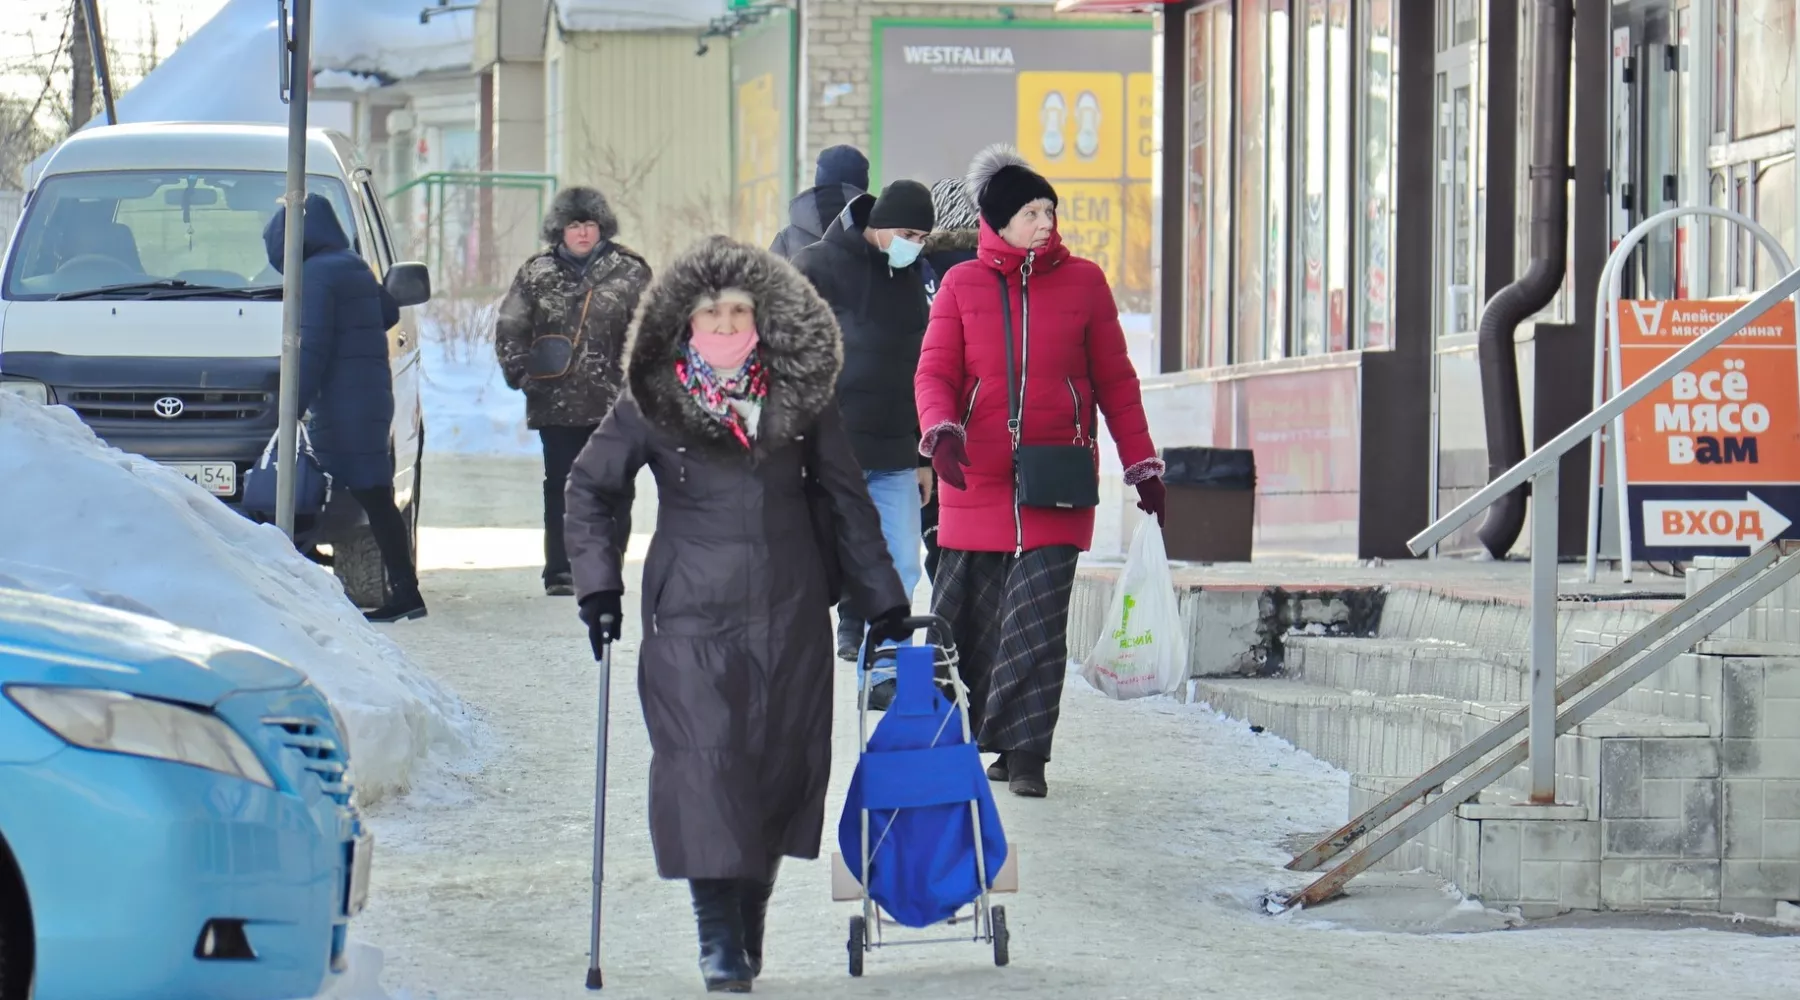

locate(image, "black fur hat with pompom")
(964, 143), (1058, 232)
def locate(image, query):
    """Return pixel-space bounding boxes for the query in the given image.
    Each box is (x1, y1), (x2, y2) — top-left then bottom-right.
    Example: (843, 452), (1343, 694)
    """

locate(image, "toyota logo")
(153, 396), (185, 419)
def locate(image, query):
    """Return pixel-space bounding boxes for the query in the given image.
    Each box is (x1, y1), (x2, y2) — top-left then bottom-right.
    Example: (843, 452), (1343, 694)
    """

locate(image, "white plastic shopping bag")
(1079, 516), (1189, 701)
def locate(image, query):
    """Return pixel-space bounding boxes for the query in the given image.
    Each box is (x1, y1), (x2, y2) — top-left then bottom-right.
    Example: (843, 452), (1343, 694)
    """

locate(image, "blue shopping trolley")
(832, 615), (1018, 976)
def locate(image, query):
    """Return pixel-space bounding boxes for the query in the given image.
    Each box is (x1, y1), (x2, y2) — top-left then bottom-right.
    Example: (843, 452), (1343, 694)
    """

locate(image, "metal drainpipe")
(1475, 0), (1575, 558)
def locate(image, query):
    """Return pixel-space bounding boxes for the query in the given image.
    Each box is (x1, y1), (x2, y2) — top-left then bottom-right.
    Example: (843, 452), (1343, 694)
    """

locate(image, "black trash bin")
(1160, 446), (1256, 563)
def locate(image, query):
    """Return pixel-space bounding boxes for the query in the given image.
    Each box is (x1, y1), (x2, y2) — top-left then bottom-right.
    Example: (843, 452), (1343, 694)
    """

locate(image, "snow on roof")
(555, 0), (729, 32)
(24, 0), (475, 181)
(88, 0), (472, 128)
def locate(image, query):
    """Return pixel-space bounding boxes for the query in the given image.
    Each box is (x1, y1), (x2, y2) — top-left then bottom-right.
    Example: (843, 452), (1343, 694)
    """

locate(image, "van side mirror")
(385, 262), (432, 308)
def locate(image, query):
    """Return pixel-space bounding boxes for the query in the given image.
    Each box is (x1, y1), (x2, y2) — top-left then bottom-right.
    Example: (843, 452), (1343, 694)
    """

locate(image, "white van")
(0, 122), (429, 608)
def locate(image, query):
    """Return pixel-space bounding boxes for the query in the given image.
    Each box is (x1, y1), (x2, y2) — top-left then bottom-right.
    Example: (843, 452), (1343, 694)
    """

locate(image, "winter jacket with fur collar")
(494, 187), (651, 429)
(563, 235), (906, 880)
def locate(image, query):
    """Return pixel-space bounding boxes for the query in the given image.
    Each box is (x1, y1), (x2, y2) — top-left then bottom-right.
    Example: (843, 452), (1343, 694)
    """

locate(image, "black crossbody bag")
(996, 267), (1099, 510)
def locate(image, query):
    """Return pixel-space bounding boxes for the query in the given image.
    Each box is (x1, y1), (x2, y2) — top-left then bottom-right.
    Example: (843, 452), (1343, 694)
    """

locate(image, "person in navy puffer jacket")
(263, 193), (424, 623)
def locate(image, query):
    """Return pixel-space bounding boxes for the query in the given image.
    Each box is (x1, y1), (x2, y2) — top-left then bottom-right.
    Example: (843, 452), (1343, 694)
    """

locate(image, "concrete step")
(1067, 563), (1681, 682)
(1285, 635), (1529, 704)
(1375, 586), (1669, 651)
(1191, 676), (1712, 813)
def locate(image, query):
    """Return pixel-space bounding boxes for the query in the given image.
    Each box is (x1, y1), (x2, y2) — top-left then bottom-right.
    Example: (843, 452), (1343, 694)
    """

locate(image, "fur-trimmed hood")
(626, 235), (842, 458)
(542, 185), (621, 245)
(923, 228), (979, 255)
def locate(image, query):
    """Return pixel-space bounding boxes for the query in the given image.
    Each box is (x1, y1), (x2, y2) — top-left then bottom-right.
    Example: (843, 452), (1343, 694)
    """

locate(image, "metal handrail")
(385, 170), (560, 199)
(1408, 263), (1800, 556)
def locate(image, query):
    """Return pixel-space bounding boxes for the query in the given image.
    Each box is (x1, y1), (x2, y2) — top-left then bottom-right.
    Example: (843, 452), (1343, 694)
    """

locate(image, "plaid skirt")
(930, 545), (1081, 761)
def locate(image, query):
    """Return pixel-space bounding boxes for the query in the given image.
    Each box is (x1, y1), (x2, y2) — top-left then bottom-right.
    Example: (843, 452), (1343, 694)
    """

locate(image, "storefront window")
(1183, 4), (1235, 370)
(1298, 0), (1328, 356)
(1734, 0), (1796, 139)
(1755, 156), (1795, 285)
(1702, 0), (1797, 294)
(1709, 169), (1730, 294)
(1713, 0), (1731, 137)
(1208, 8), (1233, 365)
(1266, 2), (1291, 361)
(1235, 0), (1269, 363)
(1184, 0), (1398, 366)
(1326, 0), (1352, 352)
(1185, 9), (1213, 369)
(1359, 0), (1395, 349)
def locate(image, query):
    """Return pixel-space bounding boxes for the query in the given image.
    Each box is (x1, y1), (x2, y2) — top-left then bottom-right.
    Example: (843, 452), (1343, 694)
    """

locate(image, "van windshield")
(2, 170), (359, 301)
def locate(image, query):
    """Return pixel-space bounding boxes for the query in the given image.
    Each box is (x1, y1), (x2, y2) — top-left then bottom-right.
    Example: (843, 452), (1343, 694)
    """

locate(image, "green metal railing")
(385, 171), (559, 289)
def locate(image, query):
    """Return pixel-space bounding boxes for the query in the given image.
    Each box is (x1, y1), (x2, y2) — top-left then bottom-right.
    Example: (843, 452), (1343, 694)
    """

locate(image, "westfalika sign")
(901, 45), (1018, 67)
(1618, 299), (1800, 556)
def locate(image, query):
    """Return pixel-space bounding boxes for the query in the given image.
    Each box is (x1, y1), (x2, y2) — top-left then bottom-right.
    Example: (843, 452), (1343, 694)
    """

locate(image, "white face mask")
(885, 235), (924, 269)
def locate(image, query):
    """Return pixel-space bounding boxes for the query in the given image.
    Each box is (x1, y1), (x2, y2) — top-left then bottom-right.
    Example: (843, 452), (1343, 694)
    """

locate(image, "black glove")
(865, 605), (914, 646)
(579, 590), (623, 660)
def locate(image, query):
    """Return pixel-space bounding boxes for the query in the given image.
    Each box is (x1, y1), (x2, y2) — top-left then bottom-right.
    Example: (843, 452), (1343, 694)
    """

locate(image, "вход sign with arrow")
(1617, 298), (1800, 557)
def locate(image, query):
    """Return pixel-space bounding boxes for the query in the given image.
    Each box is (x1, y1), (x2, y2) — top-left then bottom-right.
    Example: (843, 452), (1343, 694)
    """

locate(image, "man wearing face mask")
(791, 180), (936, 698)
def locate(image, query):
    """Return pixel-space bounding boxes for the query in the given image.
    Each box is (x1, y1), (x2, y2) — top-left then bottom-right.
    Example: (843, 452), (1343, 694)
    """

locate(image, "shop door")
(1612, 2), (1685, 299)
(1435, 57), (1480, 341)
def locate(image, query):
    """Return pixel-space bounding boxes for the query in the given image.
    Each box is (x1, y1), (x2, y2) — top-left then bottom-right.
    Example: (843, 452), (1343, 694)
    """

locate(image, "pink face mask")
(688, 318), (760, 371)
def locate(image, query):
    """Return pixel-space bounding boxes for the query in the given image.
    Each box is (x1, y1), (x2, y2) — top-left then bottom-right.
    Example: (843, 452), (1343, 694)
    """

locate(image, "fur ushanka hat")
(965, 143), (1059, 232)
(541, 185), (620, 245)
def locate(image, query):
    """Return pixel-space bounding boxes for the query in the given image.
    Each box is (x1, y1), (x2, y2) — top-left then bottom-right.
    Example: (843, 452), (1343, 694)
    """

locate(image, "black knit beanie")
(867, 180), (936, 232)
(815, 144), (871, 191)
(965, 143), (1058, 233)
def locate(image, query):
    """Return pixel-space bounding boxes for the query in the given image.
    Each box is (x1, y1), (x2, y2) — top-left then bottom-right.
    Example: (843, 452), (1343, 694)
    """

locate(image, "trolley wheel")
(847, 916), (866, 977)
(991, 905), (1009, 967)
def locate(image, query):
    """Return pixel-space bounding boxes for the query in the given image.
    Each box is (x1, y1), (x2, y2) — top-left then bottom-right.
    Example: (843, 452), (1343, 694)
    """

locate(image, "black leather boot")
(1007, 750), (1047, 798)
(739, 857), (781, 980)
(363, 586), (427, 624)
(836, 615), (864, 661)
(688, 879), (752, 993)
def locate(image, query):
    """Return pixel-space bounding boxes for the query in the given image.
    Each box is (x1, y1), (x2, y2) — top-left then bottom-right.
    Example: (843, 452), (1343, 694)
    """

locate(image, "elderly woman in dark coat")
(264, 193), (422, 624)
(564, 235), (911, 993)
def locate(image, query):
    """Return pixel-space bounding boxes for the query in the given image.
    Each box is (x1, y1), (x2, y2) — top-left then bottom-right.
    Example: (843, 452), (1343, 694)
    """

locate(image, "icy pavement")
(348, 456), (1800, 999)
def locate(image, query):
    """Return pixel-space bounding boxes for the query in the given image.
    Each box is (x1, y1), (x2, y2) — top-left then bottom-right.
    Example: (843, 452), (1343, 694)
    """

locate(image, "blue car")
(0, 587), (370, 1000)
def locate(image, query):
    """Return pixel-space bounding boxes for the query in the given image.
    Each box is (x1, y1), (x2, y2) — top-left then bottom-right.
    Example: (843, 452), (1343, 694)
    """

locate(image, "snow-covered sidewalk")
(349, 457), (1800, 1000)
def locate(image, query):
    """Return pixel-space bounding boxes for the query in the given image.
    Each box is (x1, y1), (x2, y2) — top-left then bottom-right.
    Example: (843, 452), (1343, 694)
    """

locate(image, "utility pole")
(276, 0), (312, 540)
(68, 1), (93, 130)
(79, 0), (119, 125)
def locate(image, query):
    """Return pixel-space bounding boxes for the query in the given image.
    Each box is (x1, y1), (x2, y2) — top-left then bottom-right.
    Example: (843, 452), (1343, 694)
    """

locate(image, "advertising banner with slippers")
(1612, 298), (1800, 559)
(872, 18), (1153, 310)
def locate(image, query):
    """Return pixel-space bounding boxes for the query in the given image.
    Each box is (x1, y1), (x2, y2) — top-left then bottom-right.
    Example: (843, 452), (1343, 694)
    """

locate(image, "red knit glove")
(929, 432), (970, 492)
(1135, 476), (1166, 527)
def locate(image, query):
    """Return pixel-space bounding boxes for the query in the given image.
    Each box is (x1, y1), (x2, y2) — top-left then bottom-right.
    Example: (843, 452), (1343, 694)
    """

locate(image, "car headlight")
(0, 379), (49, 404)
(5, 686), (275, 787)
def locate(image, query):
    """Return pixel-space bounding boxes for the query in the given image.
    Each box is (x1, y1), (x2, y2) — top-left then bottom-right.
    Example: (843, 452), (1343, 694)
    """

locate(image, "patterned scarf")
(676, 344), (769, 449)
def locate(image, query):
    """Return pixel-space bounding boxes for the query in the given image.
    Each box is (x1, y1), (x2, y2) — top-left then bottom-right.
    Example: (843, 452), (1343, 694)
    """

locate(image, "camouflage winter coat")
(495, 244), (652, 429)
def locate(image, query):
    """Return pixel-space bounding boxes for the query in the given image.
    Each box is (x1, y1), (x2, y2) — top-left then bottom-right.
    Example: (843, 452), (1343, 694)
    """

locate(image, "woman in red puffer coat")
(915, 143), (1166, 799)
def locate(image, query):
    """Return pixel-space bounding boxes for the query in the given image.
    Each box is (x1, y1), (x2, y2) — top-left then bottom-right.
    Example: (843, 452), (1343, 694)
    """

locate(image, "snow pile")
(557, 0), (729, 32)
(0, 396), (473, 806)
(418, 304), (538, 457)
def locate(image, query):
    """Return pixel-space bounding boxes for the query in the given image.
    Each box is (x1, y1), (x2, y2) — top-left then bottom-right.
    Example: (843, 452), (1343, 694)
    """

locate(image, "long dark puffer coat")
(262, 193), (398, 491)
(494, 186), (652, 429)
(564, 235), (907, 880)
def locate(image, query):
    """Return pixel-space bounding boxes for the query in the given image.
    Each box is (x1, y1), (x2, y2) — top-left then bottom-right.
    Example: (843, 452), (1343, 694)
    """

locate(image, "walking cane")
(586, 613), (617, 990)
